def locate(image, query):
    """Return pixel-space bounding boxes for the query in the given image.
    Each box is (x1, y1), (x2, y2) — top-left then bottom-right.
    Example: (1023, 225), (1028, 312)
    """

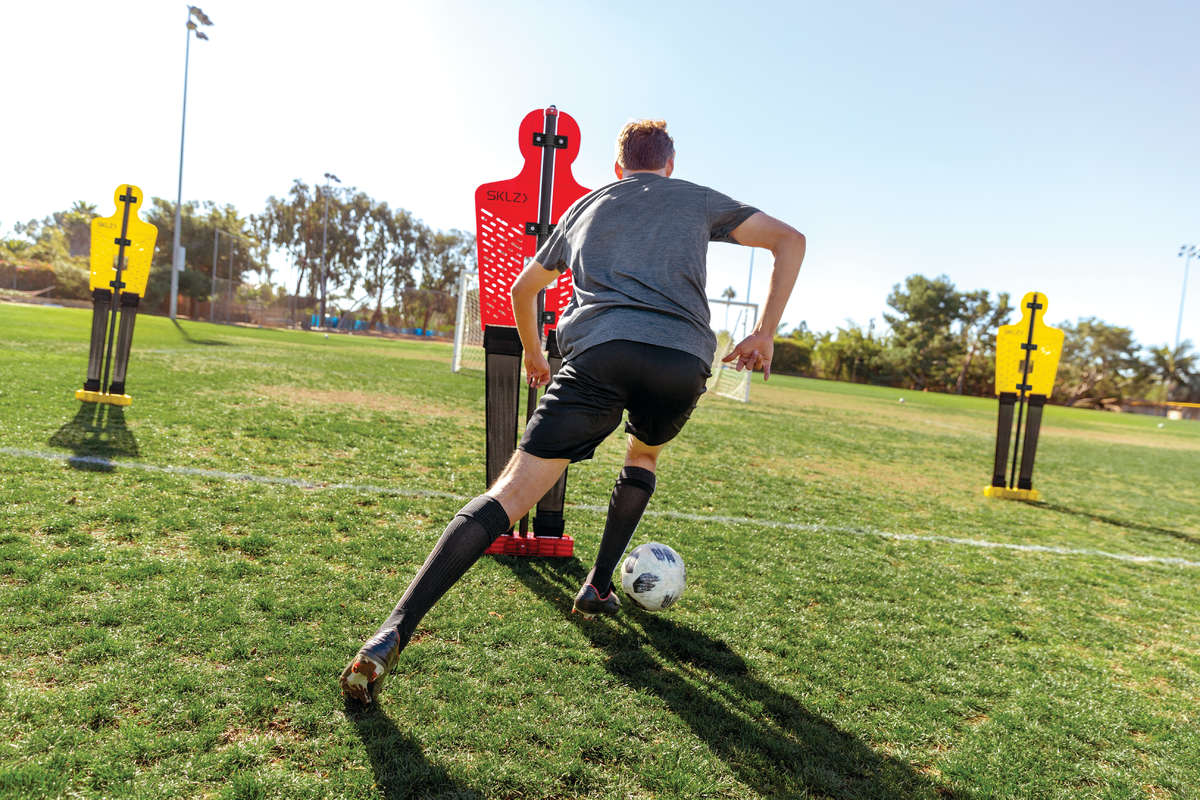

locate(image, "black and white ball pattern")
(621, 542), (686, 611)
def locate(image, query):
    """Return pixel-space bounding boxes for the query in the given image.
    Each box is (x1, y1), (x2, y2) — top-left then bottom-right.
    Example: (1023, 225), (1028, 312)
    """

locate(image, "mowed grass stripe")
(5, 445), (1197, 570)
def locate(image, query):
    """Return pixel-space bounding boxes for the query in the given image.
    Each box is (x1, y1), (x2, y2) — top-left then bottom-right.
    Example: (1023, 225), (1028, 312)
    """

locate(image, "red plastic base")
(485, 532), (574, 558)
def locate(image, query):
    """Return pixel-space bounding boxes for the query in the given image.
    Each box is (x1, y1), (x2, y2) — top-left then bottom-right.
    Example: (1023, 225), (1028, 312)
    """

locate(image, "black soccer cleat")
(339, 626), (402, 705)
(572, 583), (621, 619)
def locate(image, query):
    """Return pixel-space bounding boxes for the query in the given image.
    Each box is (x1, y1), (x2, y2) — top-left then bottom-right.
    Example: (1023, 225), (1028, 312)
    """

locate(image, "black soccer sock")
(586, 466), (656, 596)
(374, 495), (511, 649)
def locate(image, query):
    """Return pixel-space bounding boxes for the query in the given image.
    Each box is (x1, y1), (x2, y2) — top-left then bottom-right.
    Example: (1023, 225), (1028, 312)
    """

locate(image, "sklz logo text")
(485, 191), (529, 204)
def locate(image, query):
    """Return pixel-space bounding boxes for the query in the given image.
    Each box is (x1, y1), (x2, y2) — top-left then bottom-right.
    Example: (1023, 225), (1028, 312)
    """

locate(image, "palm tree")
(721, 286), (736, 331)
(1148, 340), (1197, 400)
(58, 201), (98, 257)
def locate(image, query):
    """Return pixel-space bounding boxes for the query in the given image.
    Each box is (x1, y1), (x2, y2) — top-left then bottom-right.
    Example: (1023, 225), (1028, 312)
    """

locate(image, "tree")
(389, 209), (428, 325)
(954, 290), (1011, 395)
(143, 198), (263, 315)
(8, 201), (97, 264)
(359, 199), (403, 324)
(837, 321), (889, 384)
(399, 228), (473, 333)
(418, 228), (474, 330)
(261, 181), (326, 306)
(720, 285), (736, 331)
(1146, 340), (1197, 401)
(884, 274), (964, 390)
(260, 181), (372, 319)
(1054, 318), (1147, 406)
(2, 205), (94, 299)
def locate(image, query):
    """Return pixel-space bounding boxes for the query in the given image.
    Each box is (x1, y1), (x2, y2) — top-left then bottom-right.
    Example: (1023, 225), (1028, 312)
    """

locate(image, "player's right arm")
(723, 212), (806, 380)
(510, 260), (560, 387)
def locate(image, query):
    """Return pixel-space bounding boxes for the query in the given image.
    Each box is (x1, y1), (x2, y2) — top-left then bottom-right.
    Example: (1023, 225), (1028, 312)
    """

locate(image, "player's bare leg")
(623, 434), (664, 472)
(487, 450), (572, 524)
(341, 451), (567, 704)
(574, 435), (666, 618)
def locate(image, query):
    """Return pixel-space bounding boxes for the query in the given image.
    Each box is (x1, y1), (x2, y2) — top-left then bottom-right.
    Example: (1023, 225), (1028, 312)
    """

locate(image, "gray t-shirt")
(534, 173), (758, 365)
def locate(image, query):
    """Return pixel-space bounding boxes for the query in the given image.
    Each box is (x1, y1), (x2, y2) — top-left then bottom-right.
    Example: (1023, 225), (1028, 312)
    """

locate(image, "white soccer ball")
(621, 542), (686, 612)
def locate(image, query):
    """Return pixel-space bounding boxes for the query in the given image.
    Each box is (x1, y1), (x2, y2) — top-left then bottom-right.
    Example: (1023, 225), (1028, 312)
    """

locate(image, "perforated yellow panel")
(90, 185), (157, 295)
(994, 291), (1064, 396)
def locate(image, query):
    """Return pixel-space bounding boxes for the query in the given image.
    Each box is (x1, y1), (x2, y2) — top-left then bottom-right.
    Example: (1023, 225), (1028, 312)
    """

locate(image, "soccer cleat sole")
(339, 654), (385, 705)
(572, 583), (620, 618)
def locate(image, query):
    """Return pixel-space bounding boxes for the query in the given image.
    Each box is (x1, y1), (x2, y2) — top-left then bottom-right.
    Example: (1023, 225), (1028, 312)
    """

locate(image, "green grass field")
(1, 303), (1198, 800)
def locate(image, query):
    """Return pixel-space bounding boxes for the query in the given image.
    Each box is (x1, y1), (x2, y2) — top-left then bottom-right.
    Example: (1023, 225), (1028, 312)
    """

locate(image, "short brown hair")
(616, 119), (675, 171)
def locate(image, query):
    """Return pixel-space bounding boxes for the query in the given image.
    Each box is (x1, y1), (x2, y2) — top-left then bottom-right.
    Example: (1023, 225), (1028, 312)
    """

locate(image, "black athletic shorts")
(518, 339), (711, 463)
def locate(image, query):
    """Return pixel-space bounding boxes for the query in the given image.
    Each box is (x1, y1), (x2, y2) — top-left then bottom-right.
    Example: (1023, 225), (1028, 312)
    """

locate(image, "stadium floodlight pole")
(319, 172), (341, 327)
(227, 238), (236, 323)
(210, 227), (219, 322)
(746, 248), (755, 339)
(1177, 244), (1196, 355)
(169, 6), (213, 320)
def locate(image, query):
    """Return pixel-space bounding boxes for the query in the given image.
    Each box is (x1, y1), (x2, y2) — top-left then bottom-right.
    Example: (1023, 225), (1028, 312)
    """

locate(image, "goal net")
(452, 271), (485, 373)
(707, 298), (758, 403)
(453, 276), (758, 403)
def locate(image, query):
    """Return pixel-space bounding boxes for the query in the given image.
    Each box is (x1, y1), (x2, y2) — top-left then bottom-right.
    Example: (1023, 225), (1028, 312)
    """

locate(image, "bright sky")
(4, 0), (1199, 349)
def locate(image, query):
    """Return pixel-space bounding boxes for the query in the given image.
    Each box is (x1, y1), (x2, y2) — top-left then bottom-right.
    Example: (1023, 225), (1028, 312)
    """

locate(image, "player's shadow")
(172, 319), (231, 346)
(506, 558), (969, 800)
(48, 402), (138, 471)
(344, 701), (483, 800)
(1028, 501), (1200, 547)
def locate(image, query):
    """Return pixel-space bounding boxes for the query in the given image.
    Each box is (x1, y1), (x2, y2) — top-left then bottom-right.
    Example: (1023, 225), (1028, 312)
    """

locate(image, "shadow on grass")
(172, 319), (232, 346)
(1031, 501), (1200, 546)
(506, 557), (968, 800)
(49, 403), (138, 470)
(344, 700), (483, 800)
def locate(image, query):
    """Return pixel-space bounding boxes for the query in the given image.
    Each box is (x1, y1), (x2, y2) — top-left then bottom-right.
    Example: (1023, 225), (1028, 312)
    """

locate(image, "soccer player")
(341, 119), (805, 704)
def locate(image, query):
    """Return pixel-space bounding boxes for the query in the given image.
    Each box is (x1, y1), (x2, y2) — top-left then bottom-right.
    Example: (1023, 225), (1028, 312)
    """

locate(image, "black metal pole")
(519, 106), (559, 535)
(101, 188), (136, 395)
(1008, 393), (1026, 489)
(1007, 293), (1040, 489)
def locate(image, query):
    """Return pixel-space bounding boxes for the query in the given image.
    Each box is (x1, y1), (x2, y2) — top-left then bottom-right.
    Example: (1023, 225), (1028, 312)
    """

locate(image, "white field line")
(5, 446), (1199, 569)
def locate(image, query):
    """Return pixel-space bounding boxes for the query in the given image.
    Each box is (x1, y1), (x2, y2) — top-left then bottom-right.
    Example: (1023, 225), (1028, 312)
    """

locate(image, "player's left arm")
(723, 212), (806, 380)
(511, 261), (560, 387)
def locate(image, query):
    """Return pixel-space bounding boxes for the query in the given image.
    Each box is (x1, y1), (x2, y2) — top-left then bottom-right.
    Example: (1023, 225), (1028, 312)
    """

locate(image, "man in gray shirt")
(342, 119), (806, 705)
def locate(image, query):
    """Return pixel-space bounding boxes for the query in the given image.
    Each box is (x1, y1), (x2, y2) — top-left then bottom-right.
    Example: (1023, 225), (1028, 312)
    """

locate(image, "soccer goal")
(451, 271), (485, 373)
(707, 297), (758, 403)
(454, 277), (757, 403)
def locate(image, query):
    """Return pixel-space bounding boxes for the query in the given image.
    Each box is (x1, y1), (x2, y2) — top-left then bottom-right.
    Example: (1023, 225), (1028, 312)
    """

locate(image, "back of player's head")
(616, 120), (675, 171)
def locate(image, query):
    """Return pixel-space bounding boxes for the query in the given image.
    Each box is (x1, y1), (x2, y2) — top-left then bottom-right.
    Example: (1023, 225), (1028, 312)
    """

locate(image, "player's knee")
(625, 438), (662, 472)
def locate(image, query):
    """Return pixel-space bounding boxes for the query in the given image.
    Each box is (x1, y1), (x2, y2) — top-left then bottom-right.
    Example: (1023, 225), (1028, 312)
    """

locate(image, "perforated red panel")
(474, 107), (590, 333)
(484, 531), (575, 557)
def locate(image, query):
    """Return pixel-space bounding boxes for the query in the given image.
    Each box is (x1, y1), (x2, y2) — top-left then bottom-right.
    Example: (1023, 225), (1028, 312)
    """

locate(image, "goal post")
(451, 271), (484, 373)
(706, 297), (758, 403)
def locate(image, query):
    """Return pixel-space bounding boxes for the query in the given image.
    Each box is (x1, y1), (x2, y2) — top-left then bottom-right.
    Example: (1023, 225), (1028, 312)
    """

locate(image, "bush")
(0, 261), (56, 292)
(52, 261), (92, 300)
(772, 338), (813, 376)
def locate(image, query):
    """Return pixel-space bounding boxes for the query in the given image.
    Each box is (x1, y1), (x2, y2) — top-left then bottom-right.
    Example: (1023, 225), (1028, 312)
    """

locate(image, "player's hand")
(524, 351), (552, 388)
(722, 330), (774, 381)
